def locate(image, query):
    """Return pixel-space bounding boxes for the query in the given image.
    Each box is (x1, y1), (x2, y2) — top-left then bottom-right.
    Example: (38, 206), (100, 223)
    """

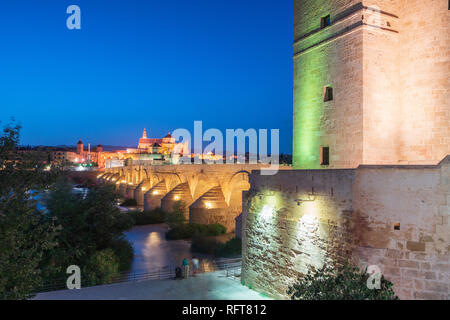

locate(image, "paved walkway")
(34, 271), (271, 300)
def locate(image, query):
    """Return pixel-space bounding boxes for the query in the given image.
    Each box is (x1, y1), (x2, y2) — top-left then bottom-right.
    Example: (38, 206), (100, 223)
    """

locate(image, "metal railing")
(34, 257), (242, 294)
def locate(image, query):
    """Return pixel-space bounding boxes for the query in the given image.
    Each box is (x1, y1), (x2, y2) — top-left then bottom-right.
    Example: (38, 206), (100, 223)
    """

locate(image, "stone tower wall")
(293, 0), (450, 169)
(397, 0), (450, 164)
(293, 0), (365, 169)
(241, 157), (449, 300)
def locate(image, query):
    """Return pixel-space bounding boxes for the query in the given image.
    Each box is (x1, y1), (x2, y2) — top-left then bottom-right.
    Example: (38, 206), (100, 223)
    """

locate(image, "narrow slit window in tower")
(320, 146), (330, 166)
(323, 86), (333, 102)
(321, 15), (331, 28)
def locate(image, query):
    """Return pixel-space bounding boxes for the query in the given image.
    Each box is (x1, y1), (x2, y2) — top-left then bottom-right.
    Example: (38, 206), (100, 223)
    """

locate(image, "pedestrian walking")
(192, 256), (199, 276)
(182, 258), (190, 279)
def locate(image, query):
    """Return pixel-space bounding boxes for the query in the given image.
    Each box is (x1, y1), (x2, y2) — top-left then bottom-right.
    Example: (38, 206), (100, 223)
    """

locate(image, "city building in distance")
(50, 129), (188, 169)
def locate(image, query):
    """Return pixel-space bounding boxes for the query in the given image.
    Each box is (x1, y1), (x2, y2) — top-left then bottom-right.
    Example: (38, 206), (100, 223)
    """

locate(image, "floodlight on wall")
(257, 190), (276, 200)
(266, 190), (276, 197)
(205, 202), (212, 209)
(294, 194), (316, 206)
(174, 195), (180, 201)
(152, 190), (159, 195)
(141, 187), (147, 192)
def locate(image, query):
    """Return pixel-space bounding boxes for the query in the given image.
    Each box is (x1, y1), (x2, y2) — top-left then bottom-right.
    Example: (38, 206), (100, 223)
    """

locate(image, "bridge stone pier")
(98, 163), (267, 231)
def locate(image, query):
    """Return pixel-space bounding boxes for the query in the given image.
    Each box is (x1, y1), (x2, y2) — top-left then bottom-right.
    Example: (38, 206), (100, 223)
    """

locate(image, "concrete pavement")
(34, 271), (271, 300)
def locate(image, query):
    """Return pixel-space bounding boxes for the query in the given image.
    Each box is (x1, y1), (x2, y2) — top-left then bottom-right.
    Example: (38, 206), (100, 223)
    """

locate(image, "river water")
(124, 224), (212, 273)
(37, 188), (213, 275)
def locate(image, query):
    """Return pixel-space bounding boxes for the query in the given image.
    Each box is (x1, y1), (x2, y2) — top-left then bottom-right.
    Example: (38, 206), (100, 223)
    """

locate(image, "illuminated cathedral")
(137, 128), (176, 154)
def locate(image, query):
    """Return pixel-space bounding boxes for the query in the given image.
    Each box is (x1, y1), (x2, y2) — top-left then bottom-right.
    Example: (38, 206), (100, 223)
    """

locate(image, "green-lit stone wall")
(292, 0), (363, 169)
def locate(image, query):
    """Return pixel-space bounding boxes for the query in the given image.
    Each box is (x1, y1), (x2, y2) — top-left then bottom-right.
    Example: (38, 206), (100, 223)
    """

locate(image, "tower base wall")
(242, 156), (450, 300)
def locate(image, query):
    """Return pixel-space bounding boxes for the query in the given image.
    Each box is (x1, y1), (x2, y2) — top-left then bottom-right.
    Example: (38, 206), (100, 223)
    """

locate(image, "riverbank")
(124, 224), (214, 273)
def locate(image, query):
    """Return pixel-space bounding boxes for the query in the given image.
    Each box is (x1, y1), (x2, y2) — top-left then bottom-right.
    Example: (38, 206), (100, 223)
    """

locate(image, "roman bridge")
(98, 163), (267, 231)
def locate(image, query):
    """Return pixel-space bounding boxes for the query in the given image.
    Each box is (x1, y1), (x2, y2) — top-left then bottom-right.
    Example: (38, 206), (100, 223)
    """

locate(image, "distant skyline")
(0, 0), (293, 153)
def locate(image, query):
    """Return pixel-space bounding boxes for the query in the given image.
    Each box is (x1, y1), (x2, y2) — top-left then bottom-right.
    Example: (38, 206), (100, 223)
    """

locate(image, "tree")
(287, 264), (398, 300)
(41, 179), (94, 280)
(83, 184), (134, 249)
(0, 121), (134, 298)
(42, 181), (134, 281)
(0, 121), (60, 299)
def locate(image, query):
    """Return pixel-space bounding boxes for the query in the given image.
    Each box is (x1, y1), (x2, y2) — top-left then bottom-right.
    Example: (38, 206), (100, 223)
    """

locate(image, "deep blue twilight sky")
(0, 0), (293, 153)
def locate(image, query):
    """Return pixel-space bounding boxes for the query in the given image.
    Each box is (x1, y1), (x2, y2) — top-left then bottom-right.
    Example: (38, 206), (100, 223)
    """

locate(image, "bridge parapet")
(101, 164), (288, 231)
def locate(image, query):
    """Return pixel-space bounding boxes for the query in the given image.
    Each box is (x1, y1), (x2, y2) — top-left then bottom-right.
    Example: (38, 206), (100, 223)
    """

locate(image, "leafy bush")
(164, 200), (186, 227)
(216, 237), (242, 258)
(165, 223), (226, 240)
(120, 198), (137, 207)
(127, 208), (165, 225)
(109, 238), (134, 271)
(287, 264), (398, 300)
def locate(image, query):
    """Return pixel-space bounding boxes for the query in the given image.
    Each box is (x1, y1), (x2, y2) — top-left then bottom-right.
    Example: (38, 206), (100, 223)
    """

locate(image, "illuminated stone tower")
(293, 0), (449, 169)
(76, 140), (83, 155)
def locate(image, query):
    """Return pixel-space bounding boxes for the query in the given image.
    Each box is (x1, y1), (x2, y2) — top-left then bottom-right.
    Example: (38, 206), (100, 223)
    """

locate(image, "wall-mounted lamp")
(205, 201), (212, 209)
(152, 191), (159, 195)
(174, 195), (180, 201)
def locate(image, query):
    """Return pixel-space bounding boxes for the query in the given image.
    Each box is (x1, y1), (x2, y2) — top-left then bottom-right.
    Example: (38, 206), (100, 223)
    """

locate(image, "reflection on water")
(125, 224), (213, 274)
(72, 187), (89, 198)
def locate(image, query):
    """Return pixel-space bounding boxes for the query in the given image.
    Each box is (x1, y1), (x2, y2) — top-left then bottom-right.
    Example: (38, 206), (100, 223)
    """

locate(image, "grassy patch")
(216, 237), (242, 258)
(165, 223), (226, 240)
(191, 236), (242, 257)
(127, 208), (166, 225)
(191, 235), (220, 255)
(120, 198), (137, 207)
